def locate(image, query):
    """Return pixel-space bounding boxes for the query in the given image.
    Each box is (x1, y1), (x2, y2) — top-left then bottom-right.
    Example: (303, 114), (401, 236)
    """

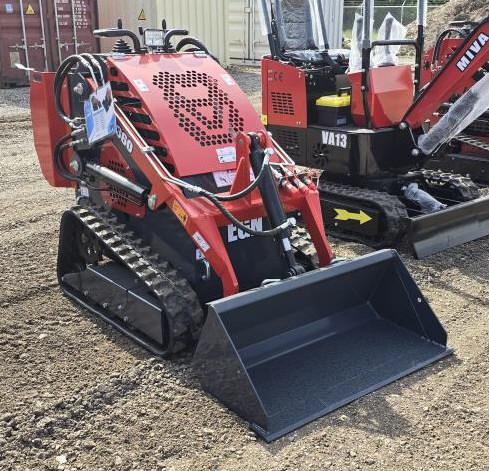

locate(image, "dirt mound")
(408, 0), (489, 46)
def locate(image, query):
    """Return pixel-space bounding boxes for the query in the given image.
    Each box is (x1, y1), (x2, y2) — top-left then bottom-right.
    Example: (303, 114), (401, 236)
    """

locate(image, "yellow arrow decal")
(334, 208), (372, 225)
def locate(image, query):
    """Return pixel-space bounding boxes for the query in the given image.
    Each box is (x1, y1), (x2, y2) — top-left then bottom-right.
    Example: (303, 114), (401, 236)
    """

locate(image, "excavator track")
(58, 205), (204, 357)
(318, 182), (409, 249)
(414, 168), (480, 201)
(455, 133), (489, 153)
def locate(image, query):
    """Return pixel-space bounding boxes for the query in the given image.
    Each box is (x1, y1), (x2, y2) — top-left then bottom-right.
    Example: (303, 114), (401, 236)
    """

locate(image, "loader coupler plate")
(409, 197), (489, 259)
(193, 250), (452, 441)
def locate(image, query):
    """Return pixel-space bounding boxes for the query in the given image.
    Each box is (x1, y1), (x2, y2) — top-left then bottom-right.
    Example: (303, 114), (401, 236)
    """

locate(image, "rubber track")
(455, 133), (489, 153)
(414, 168), (480, 201)
(290, 227), (319, 268)
(69, 205), (204, 355)
(318, 182), (409, 249)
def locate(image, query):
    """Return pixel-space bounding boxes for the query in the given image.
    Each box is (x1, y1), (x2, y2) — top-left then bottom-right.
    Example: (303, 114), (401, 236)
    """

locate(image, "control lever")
(94, 19), (144, 53)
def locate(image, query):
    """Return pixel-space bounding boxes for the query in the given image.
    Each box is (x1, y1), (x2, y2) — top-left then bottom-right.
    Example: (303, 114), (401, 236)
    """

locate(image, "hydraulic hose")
(54, 54), (103, 126)
(54, 56), (81, 124)
(54, 134), (80, 182)
(200, 191), (294, 238)
(160, 154), (294, 237)
(212, 153), (270, 201)
(175, 37), (220, 63)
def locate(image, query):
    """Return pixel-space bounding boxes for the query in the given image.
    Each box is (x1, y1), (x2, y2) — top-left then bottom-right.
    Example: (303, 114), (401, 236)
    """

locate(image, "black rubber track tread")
(68, 205), (204, 356)
(290, 226), (319, 268)
(318, 182), (409, 249)
(414, 168), (480, 201)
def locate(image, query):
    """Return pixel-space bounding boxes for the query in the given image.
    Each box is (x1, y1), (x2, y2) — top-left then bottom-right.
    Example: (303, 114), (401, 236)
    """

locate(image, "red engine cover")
(261, 57), (308, 129)
(107, 54), (266, 178)
(349, 65), (414, 128)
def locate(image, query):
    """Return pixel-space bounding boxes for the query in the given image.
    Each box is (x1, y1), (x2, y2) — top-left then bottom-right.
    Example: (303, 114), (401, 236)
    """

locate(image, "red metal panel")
(349, 65), (414, 129)
(108, 53), (267, 178)
(262, 57), (307, 129)
(30, 71), (74, 187)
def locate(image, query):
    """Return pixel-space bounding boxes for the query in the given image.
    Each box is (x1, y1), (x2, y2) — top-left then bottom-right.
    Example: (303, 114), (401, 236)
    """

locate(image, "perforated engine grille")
(107, 159), (131, 208)
(271, 92), (295, 115)
(153, 71), (245, 147)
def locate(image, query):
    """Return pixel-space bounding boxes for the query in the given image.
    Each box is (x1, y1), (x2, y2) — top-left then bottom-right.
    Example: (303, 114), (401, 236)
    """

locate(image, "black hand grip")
(163, 29), (189, 50)
(93, 28), (143, 53)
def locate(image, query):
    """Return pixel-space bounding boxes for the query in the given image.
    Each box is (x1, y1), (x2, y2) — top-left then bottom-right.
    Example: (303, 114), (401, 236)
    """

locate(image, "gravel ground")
(0, 70), (488, 471)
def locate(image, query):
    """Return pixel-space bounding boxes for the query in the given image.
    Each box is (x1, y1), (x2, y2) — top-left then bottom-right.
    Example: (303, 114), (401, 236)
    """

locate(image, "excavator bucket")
(194, 250), (452, 441)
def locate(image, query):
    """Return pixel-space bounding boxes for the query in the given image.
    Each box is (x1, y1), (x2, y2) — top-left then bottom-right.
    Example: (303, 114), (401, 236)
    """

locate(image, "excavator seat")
(272, 0), (349, 65)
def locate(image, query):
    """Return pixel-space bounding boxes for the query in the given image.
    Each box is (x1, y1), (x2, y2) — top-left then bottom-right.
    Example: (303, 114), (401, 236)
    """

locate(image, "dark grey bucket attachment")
(193, 250), (452, 442)
(410, 197), (489, 259)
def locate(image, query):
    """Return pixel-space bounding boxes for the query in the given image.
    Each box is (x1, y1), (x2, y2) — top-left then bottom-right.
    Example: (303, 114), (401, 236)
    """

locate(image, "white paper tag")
(79, 184), (89, 198)
(83, 82), (116, 145)
(221, 74), (236, 86)
(193, 232), (210, 253)
(213, 170), (236, 188)
(134, 79), (149, 92)
(216, 147), (237, 164)
(213, 169), (256, 188)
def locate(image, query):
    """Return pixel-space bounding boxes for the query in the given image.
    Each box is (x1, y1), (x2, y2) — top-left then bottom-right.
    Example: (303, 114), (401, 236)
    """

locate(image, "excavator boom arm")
(404, 18), (489, 129)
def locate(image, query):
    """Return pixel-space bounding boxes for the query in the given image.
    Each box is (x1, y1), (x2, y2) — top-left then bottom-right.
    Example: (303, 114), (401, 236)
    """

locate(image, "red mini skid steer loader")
(260, 0), (489, 258)
(30, 21), (451, 441)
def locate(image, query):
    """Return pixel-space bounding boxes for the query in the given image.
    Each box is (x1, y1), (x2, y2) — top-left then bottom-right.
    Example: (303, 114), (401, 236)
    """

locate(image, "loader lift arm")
(404, 18), (489, 130)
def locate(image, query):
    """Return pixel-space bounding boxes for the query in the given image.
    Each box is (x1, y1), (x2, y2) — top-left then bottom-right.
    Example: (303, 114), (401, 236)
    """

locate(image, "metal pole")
(54, 0), (63, 64)
(362, 0), (374, 49)
(316, 0), (329, 49)
(417, 0), (428, 28)
(401, 0), (408, 25)
(38, 0), (49, 70)
(415, 0), (427, 95)
(361, 0), (374, 129)
(18, 0), (31, 72)
(70, 0), (79, 54)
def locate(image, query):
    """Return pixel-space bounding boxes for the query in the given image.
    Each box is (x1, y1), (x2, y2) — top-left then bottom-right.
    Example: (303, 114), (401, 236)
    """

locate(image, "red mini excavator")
(30, 20), (451, 441)
(260, 0), (489, 258)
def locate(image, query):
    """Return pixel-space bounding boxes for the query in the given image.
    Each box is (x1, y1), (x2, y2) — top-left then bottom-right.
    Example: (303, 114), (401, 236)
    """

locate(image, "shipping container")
(0, 0), (99, 87)
(96, 0), (158, 53)
(155, 0), (229, 66)
(229, 0), (344, 65)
